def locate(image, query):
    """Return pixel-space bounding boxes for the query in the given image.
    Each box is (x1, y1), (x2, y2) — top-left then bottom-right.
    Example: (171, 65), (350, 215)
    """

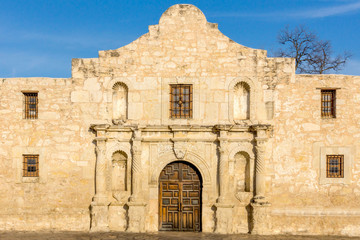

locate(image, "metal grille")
(326, 155), (344, 178)
(170, 85), (193, 119)
(24, 92), (38, 119)
(23, 155), (39, 177)
(321, 90), (336, 118)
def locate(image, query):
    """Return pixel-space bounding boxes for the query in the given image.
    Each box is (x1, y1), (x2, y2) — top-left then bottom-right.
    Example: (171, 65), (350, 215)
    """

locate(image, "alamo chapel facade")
(1, 4), (360, 236)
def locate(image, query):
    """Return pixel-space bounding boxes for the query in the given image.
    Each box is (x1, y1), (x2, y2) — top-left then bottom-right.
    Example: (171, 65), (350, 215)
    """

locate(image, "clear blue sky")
(1, 0), (359, 78)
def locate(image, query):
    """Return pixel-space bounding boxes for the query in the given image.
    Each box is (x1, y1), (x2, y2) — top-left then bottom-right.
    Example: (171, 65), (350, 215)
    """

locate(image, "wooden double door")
(159, 161), (201, 231)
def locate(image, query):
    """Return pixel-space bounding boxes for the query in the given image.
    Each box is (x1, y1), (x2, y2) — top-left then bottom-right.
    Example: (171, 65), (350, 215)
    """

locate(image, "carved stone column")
(127, 127), (146, 232)
(250, 124), (271, 235)
(217, 130), (229, 203)
(215, 128), (234, 234)
(90, 136), (109, 231)
(254, 137), (267, 201)
(252, 125), (270, 203)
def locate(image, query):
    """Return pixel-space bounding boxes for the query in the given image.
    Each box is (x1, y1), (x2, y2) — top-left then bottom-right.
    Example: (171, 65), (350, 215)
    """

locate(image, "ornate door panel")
(159, 162), (201, 231)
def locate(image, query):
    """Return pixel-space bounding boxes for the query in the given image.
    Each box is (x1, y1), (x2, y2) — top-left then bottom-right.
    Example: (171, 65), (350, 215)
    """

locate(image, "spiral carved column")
(127, 128), (146, 232)
(90, 136), (110, 232)
(130, 146), (142, 203)
(130, 128), (142, 203)
(214, 128), (234, 234)
(250, 125), (271, 235)
(254, 138), (267, 201)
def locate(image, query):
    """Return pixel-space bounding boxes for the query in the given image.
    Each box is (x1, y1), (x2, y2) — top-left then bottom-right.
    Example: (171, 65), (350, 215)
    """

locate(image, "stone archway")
(158, 161), (202, 232)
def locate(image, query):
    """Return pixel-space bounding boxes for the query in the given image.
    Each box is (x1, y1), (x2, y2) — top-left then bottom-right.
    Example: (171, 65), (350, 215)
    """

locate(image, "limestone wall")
(0, 78), (94, 230)
(0, 3), (359, 236)
(268, 74), (360, 236)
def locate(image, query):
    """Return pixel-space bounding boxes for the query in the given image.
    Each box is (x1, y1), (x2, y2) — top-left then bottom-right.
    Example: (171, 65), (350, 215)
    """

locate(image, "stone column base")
(108, 203), (127, 231)
(250, 201), (271, 235)
(126, 202), (147, 232)
(214, 203), (234, 234)
(90, 203), (109, 232)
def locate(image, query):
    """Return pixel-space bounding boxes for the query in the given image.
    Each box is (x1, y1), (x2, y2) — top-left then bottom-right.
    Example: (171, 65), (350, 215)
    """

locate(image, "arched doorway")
(159, 161), (202, 231)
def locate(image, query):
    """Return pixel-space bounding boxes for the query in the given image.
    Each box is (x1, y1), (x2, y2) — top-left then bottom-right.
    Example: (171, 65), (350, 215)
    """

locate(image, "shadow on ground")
(0, 232), (359, 240)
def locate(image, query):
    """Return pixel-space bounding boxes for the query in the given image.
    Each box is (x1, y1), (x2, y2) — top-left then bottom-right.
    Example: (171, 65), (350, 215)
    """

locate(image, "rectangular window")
(24, 92), (38, 119)
(170, 84), (193, 119)
(326, 155), (344, 178)
(23, 155), (39, 177)
(321, 90), (336, 118)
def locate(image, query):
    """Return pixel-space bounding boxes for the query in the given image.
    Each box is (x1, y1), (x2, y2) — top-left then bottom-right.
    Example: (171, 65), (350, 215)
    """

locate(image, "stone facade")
(0, 4), (359, 236)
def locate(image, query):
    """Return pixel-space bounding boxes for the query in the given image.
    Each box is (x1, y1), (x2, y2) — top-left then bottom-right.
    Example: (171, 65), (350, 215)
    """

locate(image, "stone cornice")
(89, 123), (273, 134)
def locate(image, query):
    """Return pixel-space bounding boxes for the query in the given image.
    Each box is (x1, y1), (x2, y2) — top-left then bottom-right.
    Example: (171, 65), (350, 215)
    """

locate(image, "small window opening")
(326, 155), (344, 178)
(23, 155), (39, 177)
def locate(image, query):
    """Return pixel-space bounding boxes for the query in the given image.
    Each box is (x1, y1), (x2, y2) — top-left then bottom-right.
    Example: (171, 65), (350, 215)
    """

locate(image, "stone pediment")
(158, 4), (210, 31)
(98, 4), (259, 60)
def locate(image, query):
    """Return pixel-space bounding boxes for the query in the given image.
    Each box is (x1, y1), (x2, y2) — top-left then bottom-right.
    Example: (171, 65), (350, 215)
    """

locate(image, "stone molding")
(151, 151), (211, 185)
(271, 208), (360, 216)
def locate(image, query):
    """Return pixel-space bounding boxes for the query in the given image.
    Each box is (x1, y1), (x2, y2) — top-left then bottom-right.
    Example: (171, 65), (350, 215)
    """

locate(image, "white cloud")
(210, 0), (360, 19)
(292, 1), (360, 18)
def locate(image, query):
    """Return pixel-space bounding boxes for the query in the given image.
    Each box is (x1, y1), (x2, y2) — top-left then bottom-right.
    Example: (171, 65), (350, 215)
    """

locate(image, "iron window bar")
(170, 84), (193, 119)
(321, 90), (336, 118)
(23, 155), (39, 177)
(24, 92), (38, 119)
(326, 155), (344, 178)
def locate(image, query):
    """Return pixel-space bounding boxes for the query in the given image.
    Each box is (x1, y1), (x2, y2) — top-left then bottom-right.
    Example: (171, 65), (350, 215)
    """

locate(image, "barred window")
(321, 90), (336, 118)
(23, 92), (38, 119)
(170, 84), (192, 119)
(23, 155), (39, 177)
(326, 155), (344, 178)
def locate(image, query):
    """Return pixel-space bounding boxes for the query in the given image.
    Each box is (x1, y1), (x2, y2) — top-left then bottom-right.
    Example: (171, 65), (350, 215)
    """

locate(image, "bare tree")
(276, 25), (351, 74)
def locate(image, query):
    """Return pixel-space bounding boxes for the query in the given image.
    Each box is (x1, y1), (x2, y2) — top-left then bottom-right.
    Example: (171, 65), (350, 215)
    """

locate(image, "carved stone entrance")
(159, 161), (202, 231)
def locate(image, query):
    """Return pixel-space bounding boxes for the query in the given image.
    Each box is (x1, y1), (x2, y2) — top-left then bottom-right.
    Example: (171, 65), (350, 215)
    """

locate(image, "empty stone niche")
(234, 82), (250, 120)
(112, 82), (128, 123)
(233, 151), (253, 203)
(112, 151), (128, 202)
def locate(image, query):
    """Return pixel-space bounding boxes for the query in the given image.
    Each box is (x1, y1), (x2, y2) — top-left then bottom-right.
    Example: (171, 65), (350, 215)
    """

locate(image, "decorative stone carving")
(158, 144), (173, 156)
(112, 118), (127, 125)
(130, 128), (143, 203)
(173, 141), (188, 159)
(235, 192), (253, 203)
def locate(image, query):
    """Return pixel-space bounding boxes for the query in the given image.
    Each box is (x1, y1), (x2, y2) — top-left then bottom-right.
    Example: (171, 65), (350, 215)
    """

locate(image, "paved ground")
(0, 232), (359, 240)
